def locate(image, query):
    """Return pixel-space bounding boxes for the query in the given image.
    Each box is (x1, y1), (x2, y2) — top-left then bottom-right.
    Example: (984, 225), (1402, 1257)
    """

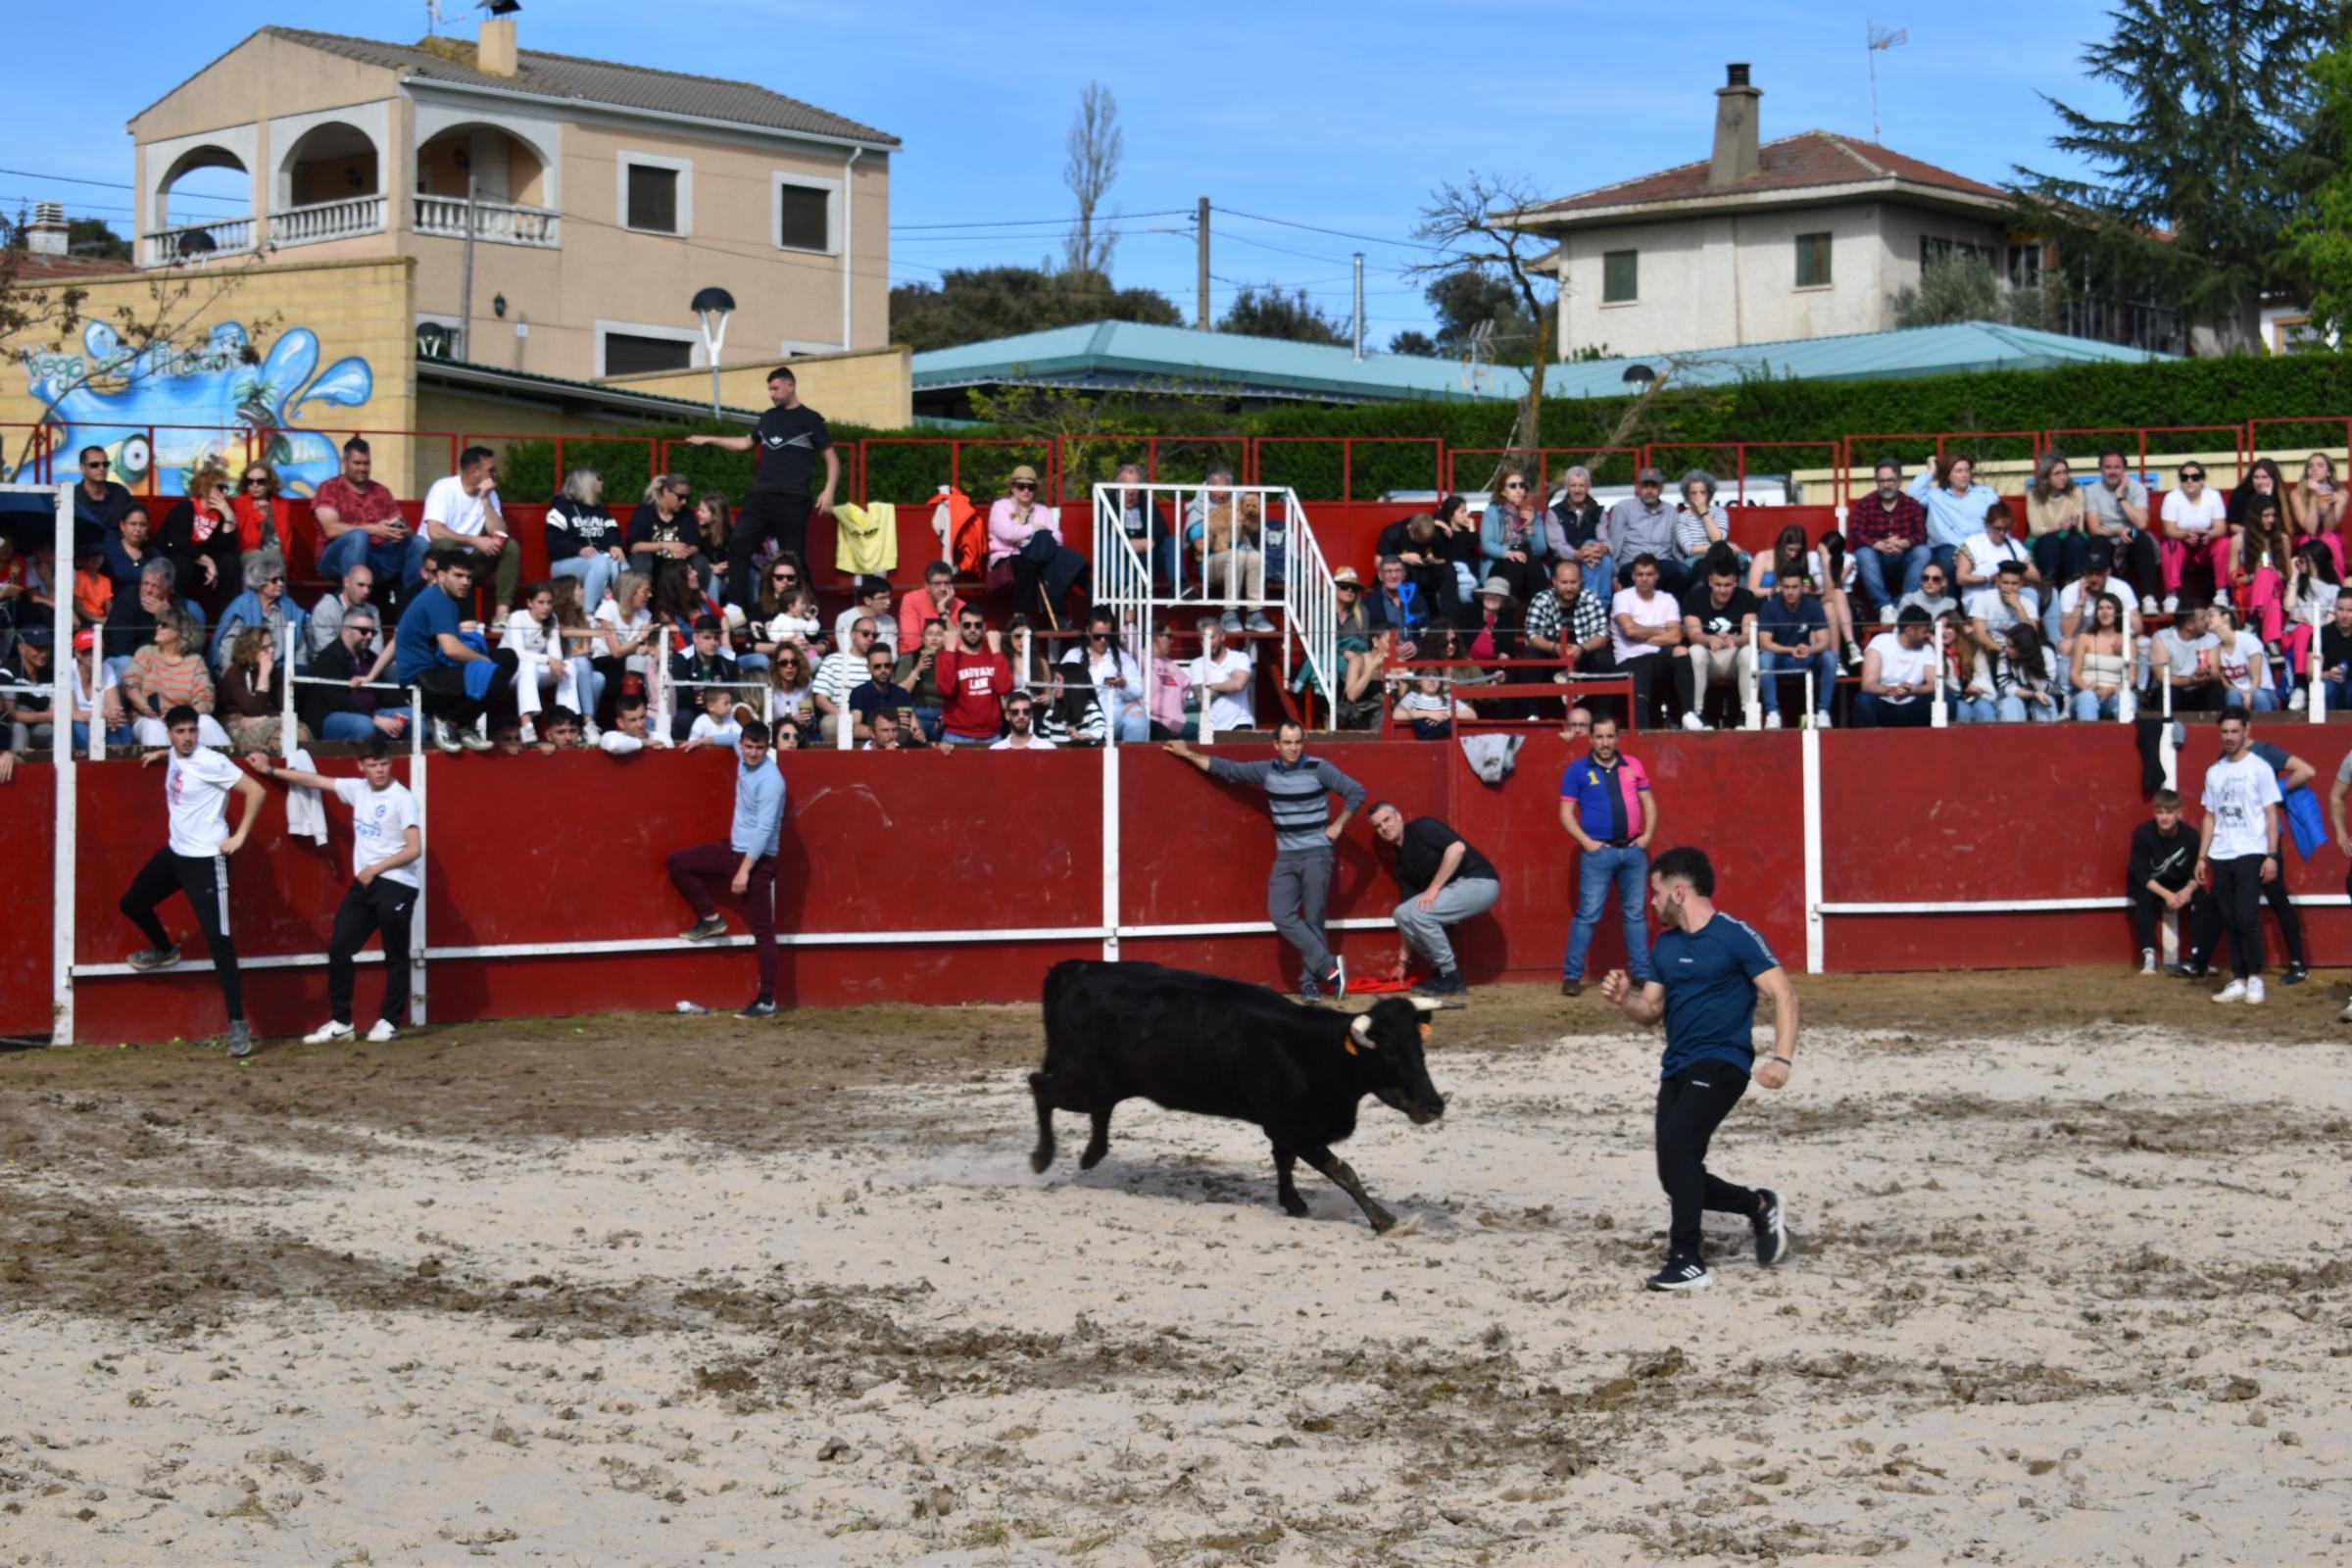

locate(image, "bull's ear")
(1419, 1021), (1433, 1042)
(1348, 1013), (1375, 1052)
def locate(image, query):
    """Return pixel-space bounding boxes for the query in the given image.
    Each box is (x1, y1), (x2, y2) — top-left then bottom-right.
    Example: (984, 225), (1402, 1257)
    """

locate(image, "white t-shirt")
(688, 712), (743, 747)
(2202, 751), (2281, 860)
(833, 606), (897, 656)
(1610, 587), (1679, 662)
(2058, 579), (2140, 638)
(592, 600), (653, 666)
(1864, 631), (1933, 704)
(989, 735), (1058, 750)
(166, 745), (243, 858)
(2162, 489), (2229, 536)
(1958, 530), (2032, 578)
(1190, 648), (1255, 731)
(422, 474), (499, 539)
(332, 777), (420, 888)
(1966, 585), (2041, 638)
(499, 608), (558, 657)
(2216, 628), (2269, 697)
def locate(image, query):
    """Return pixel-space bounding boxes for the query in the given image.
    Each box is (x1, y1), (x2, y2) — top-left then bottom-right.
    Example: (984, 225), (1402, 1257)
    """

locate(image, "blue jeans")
(1563, 844), (1651, 983)
(570, 659), (605, 721)
(1853, 543), (1928, 612)
(2241, 685), (2280, 712)
(1758, 648), (1838, 715)
(319, 528), (429, 589)
(320, 707), (412, 742)
(1854, 691), (1932, 727)
(551, 552), (620, 612)
(1953, 695), (1997, 723)
(1108, 704), (1151, 743)
(2324, 676), (2352, 713)
(1996, 694), (2062, 722)
(2071, 688), (2122, 722)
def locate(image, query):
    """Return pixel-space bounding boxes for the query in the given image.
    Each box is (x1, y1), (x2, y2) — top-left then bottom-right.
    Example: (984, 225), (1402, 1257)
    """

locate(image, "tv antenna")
(1459, 318), (1496, 395)
(424, 0), (446, 34)
(1868, 22), (1908, 142)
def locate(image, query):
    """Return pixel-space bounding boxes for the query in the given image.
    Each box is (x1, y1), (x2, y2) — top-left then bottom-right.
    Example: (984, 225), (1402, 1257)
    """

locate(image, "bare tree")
(1409, 173), (1562, 489)
(1062, 82), (1123, 278)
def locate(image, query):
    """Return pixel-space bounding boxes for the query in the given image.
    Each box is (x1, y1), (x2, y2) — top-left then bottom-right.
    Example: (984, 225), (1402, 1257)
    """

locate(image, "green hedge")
(491, 350), (2352, 504)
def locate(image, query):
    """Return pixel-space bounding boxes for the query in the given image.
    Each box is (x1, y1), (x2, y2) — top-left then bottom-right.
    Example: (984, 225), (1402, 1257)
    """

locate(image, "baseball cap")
(1637, 466), (1665, 484)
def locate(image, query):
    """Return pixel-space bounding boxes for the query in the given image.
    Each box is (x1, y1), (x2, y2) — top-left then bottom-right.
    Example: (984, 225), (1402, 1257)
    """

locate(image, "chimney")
(25, 201), (70, 256)
(1709, 63), (1762, 187)
(478, 17), (518, 77)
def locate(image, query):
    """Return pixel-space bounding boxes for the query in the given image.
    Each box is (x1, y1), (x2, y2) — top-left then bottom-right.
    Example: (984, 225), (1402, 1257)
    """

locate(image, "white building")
(1506, 65), (2046, 360)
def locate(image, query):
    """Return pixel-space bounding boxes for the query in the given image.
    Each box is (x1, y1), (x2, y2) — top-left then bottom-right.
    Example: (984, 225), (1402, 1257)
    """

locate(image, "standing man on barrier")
(1559, 713), (1656, 999)
(245, 735), (421, 1044)
(672, 718), (787, 1019)
(2197, 709), (2282, 1005)
(1369, 801), (1498, 998)
(120, 704), (267, 1056)
(1167, 721), (1365, 1001)
(1600, 845), (1795, 1294)
(687, 368), (838, 609)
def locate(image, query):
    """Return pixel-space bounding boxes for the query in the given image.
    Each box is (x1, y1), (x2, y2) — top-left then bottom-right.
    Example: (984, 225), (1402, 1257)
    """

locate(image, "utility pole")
(459, 173), (478, 363)
(1196, 196), (1210, 330)
(1352, 252), (1365, 361)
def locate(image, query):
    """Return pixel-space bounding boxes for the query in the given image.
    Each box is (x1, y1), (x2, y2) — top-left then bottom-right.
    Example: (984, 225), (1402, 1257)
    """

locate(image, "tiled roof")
(151, 26), (896, 147)
(1520, 130), (2006, 219)
(7, 252), (135, 282)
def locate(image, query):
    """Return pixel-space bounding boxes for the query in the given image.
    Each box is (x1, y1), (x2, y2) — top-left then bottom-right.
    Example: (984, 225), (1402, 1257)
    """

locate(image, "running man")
(245, 735), (422, 1044)
(670, 717), (787, 1018)
(121, 705), (267, 1055)
(2197, 709), (2282, 1004)
(1600, 846), (1796, 1293)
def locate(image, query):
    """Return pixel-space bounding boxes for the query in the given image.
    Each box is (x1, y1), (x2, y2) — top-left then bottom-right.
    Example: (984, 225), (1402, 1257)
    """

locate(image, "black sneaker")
(2281, 962), (2310, 987)
(735, 999), (777, 1020)
(224, 1021), (254, 1058)
(126, 945), (182, 972)
(1644, 1255), (1714, 1293)
(2166, 961), (2209, 979)
(1413, 970), (1467, 998)
(679, 916), (728, 943)
(1751, 1188), (1788, 1267)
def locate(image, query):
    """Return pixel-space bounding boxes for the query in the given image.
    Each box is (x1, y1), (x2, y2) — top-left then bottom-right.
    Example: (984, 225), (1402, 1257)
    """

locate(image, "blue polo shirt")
(1650, 912), (1780, 1078)
(393, 583), (465, 683)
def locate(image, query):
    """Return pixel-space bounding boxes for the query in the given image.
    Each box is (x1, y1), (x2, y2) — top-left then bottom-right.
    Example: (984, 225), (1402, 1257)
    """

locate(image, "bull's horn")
(1349, 1013), (1375, 1043)
(1404, 996), (1468, 1013)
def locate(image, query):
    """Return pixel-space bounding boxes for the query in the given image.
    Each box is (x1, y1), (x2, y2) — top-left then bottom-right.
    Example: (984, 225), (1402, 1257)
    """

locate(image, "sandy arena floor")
(3, 971), (2350, 1567)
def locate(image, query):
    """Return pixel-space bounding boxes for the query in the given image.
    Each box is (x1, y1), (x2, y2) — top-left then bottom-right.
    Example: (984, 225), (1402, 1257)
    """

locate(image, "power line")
(0, 165), (245, 205)
(889, 209), (1192, 232)
(1219, 207), (1446, 254)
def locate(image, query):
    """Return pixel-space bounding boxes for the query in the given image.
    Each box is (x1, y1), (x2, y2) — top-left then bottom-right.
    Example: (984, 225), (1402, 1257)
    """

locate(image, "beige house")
(129, 21), (897, 383)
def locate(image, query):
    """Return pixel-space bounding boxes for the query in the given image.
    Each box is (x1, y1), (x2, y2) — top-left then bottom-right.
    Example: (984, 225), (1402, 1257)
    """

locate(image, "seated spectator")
(104, 559), (174, 673)
(1364, 555), (1427, 649)
(651, 557), (724, 651)
(770, 713), (804, 751)
(301, 606), (410, 744)
(1480, 466), (1550, 602)
(1965, 559), (2040, 656)
(2230, 458), (2290, 538)
(1908, 454), (1999, 584)
(502, 581), (574, 733)
(230, 461), (289, 558)
(2233, 496), (2298, 672)
(2130, 788), (2210, 977)
(863, 707), (914, 752)
(1004, 613), (1072, 744)
(101, 504), (159, 601)
(597, 692), (672, 754)
(669, 613), (741, 741)
(1755, 572), (1837, 729)
(2088, 449), (2162, 611)
(1854, 607), (1936, 728)
(848, 642), (920, 745)
(548, 579), (604, 724)
(422, 445), (519, 610)
(1147, 620), (1195, 740)
(2292, 453), (2348, 571)
(835, 574), (899, 656)
(157, 463), (237, 601)
(2317, 593), (2352, 713)
(989, 691), (1056, 750)
(210, 552), (303, 674)
(1898, 563), (1958, 622)
(1956, 500), (2038, 593)
(72, 445), (132, 552)
(2068, 592), (2133, 721)
(695, 492), (733, 593)
(1674, 555), (1757, 731)
(1523, 558), (1611, 679)
(810, 614), (879, 744)
(218, 626), (306, 754)
(1672, 470), (1739, 578)
(1988, 623), (2063, 723)
(1747, 523), (1861, 667)
(1108, 463), (1163, 581)
(2158, 463), (2230, 612)
(1606, 467), (1683, 596)
(1058, 609), (1150, 744)
(2150, 601), (2225, 713)
(1201, 493), (1272, 633)
(1544, 465), (1612, 600)
(589, 570), (658, 723)
(1375, 510), (1464, 619)
(2055, 559), (2138, 654)
(761, 579), (826, 667)
(1464, 576), (1521, 666)
(393, 550), (520, 754)
(1190, 614), (1256, 734)
(2210, 603), (2279, 712)
(122, 608), (229, 747)
(2026, 453), (2090, 599)
(899, 560), (966, 647)
(1847, 457), (1931, 616)
(309, 563), (392, 673)
(628, 472), (704, 596)
(1609, 553), (1682, 726)
(1396, 667), (1471, 738)
(545, 466), (626, 613)
(1178, 466), (1241, 598)
(765, 645), (818, 728)
(2281, 541), (2337, 710)
(0, 624), (84, 753)
(314, 437), (424, 589)
(682, 687), (753, 751)
(988, 465), (1084, 625)
(893, 616), (952, 743)
(73, 539), (110, 628)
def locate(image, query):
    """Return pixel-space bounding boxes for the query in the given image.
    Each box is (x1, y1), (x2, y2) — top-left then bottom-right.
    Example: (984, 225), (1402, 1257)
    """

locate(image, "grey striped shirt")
(1205, 755), (1368, 855)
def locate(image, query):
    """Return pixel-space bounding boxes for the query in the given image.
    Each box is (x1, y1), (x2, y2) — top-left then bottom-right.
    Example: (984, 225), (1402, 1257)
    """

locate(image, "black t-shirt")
(1390, 816), (1498, 894)
(752, 405), (833, 496)
(102, 594), (158, 661)
(2129, 820), (2197, 893)
(1679, 586), (1760, 640)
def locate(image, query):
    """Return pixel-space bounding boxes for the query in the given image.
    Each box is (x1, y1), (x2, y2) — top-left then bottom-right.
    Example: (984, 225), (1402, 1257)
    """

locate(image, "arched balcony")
(270, 121), (387, 249)
(142, 144), (254, 266)
(413, 123), (560, 248)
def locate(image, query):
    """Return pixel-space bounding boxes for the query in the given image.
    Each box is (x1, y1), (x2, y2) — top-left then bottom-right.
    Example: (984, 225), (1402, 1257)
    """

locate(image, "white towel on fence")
(281, 745), (329, 845)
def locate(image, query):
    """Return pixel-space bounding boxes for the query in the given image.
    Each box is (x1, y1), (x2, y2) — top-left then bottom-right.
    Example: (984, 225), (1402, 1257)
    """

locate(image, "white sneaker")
(430, 718), (464, 755)
(2162, 594), (2180, 614)
(2139, 948), (2157, 975)
(2245, 976), (2266, 1005)
(367, 1018), (398, 1043)
(2213, 978), (2248, 1004)
(1681, 712), (1710, 732)
(461, 717), (494, 752)
(2289, 687), (2308, 710)
(583, 720), (603, 743)
(1815, 711), (1834, 729)
(519, 717), (538, 743)
(2337, 998), (2352, 1024)
(302, 1019), (354, 1045)
(2141, 595), (2159, 615)
(1763, 710), (1783, 729)
(1878, 606), (1896, 626)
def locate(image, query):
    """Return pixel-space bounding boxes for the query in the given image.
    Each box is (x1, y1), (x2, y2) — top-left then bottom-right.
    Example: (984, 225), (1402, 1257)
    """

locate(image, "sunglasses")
(82, 459), (109, 469)
(1503, 481), (1527, 491)
(264, 574), (285, 584)
(770, 571), (796, 582)
(2181, 471), (2206, 482)
(248, 476), (272, 486)
(1010, 481), (1036, 491)
(958, 619), (986, 630)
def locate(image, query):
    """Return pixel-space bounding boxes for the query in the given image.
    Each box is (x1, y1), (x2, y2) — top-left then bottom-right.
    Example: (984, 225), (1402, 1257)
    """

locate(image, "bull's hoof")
(1028, 1147), (1053, 1175)
(1366, 1208), (1397, 1235)
(1279, 1193), (1310, 1219)
(1078, 1142), (1108, 1170)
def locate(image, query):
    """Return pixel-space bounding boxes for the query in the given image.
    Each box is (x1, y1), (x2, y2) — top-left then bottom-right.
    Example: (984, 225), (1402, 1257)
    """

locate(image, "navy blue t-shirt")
(1650, 912), (1780, 1078)
(394, 584), (465, 683)
(1756, 593), (1827, 651)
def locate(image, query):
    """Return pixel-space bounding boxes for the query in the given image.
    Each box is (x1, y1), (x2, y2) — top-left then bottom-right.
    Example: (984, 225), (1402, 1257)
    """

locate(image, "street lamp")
(690, 286), (736, 418)
(1621, 364), (1656, 390)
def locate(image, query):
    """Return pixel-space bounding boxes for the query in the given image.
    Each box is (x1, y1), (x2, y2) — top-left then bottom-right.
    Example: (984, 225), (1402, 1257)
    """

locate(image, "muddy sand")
(4, 969), (2350, 1566)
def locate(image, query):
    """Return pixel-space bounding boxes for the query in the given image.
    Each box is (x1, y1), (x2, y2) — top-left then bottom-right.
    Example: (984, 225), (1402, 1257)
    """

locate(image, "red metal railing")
(2044, 425), (2248, 482)
(1248, 435), (1446, 503)
(1840, 430), (2047, 493)
(1641, 440), (1847, 506)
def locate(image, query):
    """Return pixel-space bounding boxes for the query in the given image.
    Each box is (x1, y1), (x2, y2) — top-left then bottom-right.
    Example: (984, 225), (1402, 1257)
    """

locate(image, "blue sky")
(8, 0), (2127, 345)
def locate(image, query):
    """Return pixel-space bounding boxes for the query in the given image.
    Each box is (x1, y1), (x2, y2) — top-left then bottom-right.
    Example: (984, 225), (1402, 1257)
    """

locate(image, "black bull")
(1028, 959), (1451, 1234)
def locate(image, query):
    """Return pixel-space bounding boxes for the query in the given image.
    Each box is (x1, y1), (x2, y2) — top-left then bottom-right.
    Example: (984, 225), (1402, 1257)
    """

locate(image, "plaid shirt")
(1846, 491), (1929, 550)
(1525, 587), (1609, 655)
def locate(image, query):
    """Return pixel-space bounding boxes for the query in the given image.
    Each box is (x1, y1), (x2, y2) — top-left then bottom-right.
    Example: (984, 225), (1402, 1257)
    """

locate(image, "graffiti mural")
(16, 320), (373, 497)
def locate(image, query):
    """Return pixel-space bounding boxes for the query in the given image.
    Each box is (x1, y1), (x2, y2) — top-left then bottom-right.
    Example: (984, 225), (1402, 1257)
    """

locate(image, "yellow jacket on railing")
(833, 502), (898, 575)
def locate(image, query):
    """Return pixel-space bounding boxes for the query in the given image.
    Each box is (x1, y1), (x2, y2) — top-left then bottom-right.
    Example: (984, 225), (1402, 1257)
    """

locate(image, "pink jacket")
(987, 498), (1060, 566)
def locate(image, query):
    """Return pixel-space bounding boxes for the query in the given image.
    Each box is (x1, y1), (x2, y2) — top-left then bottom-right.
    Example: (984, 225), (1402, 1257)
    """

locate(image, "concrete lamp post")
(690, 286), (737, 417)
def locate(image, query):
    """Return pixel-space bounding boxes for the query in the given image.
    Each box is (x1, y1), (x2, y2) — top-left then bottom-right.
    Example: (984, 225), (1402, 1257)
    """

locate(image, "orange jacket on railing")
(933, 488), (985, 576)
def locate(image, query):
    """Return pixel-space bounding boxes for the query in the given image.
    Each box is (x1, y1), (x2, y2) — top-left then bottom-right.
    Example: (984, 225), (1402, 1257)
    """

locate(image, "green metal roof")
(911, 318), (2173, 406)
